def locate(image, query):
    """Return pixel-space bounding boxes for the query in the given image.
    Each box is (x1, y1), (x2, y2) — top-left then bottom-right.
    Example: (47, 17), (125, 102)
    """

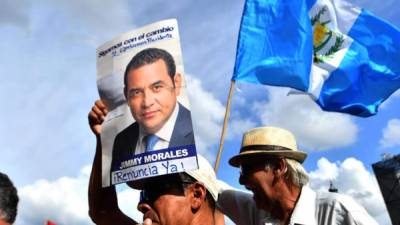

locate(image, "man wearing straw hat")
(218, 126), (377, 225)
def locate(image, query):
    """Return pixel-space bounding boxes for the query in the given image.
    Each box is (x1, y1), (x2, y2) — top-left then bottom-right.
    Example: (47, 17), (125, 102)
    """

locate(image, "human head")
(0, 172), (18, 225)
(136, 155), (217, 225)
(123, 48), (182, 134)
(229, 127), (309, 216)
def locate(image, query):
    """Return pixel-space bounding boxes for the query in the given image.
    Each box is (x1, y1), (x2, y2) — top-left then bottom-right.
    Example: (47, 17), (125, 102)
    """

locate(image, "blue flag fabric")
(310, 4), (400, 117)
(232, 0), (313, 92)
(233, 0), (400, 117)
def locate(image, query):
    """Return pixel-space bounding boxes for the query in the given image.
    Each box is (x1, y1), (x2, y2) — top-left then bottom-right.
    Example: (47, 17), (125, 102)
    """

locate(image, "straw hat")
(229, 126), (307, 167)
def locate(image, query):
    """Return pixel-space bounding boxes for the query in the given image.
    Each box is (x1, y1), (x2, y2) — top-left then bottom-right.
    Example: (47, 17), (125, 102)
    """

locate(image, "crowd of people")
(86, 47), (378, 225)
(0, 47), (379, 225)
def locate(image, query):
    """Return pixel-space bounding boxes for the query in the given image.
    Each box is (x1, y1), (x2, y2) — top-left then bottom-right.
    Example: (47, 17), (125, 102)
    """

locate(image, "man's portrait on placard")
(110, 47), (195, 172)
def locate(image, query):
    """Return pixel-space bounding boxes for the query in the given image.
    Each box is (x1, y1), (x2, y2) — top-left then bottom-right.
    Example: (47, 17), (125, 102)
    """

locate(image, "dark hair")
(123, 48), (176, 88)
(0, 172), (18, 224)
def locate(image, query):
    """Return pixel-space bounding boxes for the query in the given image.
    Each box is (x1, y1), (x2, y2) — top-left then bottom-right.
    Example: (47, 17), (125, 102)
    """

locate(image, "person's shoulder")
(218, 187), (270, 225)
(112, 122), (140, 150)
(316, 191), (378, 225)
(218, 182), (254, 206)
(173, 103), (193, 136)
(111, 122), (140, 169)
(316, 191), (360, 209)
(115, 122), (139, 139)
(177, 103), (191, 115)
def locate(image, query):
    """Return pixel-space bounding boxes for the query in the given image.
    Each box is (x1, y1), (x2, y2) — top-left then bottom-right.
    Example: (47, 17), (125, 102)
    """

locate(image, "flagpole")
(214, 80), (236, 173)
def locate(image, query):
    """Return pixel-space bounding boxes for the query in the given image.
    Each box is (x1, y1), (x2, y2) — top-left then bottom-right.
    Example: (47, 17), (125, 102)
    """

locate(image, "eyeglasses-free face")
(125, 59), (182, 134)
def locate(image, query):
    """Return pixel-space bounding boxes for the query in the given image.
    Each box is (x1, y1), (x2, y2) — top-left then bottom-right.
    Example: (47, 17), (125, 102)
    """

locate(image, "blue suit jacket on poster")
(110, 103), (195, 171)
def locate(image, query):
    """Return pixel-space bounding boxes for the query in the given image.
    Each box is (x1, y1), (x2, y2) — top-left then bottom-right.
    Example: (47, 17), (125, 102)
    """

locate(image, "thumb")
(143, 218), (153, 225)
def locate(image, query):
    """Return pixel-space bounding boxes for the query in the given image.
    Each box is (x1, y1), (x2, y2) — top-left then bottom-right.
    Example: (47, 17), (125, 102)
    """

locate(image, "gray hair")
(284, 158), (309, 186)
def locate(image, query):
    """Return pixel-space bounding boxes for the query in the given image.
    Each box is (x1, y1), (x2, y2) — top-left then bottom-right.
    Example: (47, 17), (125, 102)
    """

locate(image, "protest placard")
(96, 19), (198, 187)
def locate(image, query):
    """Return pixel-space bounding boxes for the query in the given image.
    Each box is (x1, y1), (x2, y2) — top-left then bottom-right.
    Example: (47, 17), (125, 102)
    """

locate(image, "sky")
(0, 0), (399, 224)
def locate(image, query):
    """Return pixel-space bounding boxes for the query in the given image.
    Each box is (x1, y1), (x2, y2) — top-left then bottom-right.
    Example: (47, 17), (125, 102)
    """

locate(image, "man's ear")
(273, 158), (287, 179)
(173, 73), (182, 96)
(190, 183), (207, 211)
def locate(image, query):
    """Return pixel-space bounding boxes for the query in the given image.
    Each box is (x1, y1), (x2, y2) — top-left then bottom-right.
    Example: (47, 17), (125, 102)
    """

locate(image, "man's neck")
(275, 183), (301, 225)
(191, 208), (215, 225)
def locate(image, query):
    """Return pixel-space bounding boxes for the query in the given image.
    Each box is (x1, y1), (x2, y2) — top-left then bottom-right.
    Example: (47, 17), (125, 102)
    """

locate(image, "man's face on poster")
(125, 59), (182, 134)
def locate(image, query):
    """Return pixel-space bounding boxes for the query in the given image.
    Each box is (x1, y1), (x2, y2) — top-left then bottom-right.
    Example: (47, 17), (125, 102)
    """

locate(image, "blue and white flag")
(307, 0), (400, 116)
(233, 0), (400, 117)
(232, 0), (313, 92)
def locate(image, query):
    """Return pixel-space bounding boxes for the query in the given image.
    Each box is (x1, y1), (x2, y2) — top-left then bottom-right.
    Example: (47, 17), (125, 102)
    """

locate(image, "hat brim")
(126, 179), (147, 190)
(126, 173), (182, 190)
(229, 150), (307, 167)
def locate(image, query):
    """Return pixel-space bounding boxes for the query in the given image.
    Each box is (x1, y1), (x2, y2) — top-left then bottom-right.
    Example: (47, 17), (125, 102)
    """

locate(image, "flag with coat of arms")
(233, 0), (400, 117)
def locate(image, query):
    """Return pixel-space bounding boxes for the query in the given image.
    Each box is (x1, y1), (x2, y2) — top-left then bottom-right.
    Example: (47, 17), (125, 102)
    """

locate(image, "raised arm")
(88, 100), (138, 225)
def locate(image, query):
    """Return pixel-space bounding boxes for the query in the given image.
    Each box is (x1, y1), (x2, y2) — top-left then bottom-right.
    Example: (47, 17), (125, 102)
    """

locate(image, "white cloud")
(16, 166), (143, 225)
(0, 0), (30, 29)
(117, 187), (142, 222)
(186, 75), (225, 159)
(379, 89), (400, 109)
(186, 75), (257, 160)
(380, 119), (400, 148)
(50, 0), (133, 45)
(17, 166), (93, 225)
(0, 0), (133, 46)
(254, 87), (358, 151)
(226, 118), (257, 140)
(308, 158), (339, 183)
(309, 157), (391, 225)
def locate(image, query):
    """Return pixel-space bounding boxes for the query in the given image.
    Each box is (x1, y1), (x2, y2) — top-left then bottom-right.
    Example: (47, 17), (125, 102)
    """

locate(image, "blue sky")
(1, 0), (399, 224)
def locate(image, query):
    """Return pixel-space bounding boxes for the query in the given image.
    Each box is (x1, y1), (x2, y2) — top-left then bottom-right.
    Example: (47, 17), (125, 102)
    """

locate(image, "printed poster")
(96, 19), (198, 187)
